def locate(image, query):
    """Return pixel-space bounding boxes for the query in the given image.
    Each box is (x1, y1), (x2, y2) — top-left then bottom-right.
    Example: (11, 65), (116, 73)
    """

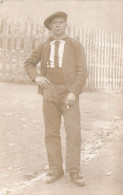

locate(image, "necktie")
(54, 41), (60, 67)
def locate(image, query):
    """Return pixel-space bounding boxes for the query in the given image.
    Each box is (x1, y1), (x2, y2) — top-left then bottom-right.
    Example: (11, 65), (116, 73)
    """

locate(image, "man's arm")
(25, 45), (42, 82)
(25, 44), (51, 88)
(69, 42), (88, 97)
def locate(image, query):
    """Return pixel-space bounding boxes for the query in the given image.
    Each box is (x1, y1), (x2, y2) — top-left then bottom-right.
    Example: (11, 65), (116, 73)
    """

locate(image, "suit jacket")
(25, 35), (88, 96)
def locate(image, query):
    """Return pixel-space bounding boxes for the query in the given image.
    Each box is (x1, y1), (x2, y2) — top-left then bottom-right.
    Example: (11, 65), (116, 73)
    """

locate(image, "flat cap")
(44, 11), (67, 30)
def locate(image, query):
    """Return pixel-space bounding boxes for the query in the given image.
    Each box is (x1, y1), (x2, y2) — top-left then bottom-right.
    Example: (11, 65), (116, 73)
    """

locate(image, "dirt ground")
(0, 82), (123, 195)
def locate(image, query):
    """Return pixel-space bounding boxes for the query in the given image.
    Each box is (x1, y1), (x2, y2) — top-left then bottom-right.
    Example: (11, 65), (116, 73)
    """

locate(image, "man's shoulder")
(38, 39), (49, 47)
(67, 36), (82, 46)
(35, 39), (50, 52)
(67, 36), (83, 51)
(38, 36), (82, 49)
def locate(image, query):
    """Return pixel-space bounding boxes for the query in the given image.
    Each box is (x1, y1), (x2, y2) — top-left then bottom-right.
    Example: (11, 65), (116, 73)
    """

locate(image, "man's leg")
(43, 87), (63, 172)
(61, 97), (81, 173)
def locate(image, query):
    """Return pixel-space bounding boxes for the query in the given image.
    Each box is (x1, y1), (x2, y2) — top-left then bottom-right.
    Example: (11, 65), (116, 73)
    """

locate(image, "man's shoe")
(70, 172), (85, 186)
(46, 169), (64, 184)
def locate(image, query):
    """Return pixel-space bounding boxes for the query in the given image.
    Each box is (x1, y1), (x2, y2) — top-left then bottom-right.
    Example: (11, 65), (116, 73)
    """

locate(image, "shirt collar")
(50, 35), (67, 42)
(50, 38), (66, 46)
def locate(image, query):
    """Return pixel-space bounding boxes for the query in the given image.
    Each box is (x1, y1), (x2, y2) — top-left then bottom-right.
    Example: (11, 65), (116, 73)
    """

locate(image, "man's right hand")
(35, 76), (51, 88)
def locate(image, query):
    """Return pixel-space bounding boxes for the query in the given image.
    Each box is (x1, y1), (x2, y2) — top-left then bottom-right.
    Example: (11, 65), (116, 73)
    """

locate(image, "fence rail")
(0, 18), (123, 90)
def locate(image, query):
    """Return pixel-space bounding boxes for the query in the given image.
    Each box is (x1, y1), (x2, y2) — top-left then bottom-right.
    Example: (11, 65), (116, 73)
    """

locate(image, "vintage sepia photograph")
(0, 0), (123, 195)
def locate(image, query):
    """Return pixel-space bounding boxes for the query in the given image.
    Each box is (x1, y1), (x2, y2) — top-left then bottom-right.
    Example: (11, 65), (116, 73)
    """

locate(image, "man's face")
(49, 17), (67, 35)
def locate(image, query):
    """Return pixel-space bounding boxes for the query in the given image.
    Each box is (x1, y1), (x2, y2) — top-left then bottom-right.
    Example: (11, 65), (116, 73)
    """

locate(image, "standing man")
(25, 11), (88, 186)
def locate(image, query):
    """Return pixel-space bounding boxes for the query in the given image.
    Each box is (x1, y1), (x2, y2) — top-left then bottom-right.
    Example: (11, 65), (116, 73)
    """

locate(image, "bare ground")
(0, 82), (122, 195)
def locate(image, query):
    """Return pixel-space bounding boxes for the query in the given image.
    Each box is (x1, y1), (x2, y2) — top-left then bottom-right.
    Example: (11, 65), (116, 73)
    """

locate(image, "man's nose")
(56, 23), (60, 27)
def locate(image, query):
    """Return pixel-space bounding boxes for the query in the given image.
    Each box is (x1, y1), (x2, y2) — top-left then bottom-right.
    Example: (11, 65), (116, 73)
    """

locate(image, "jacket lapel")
(62, 36), (74, 68)
(41, 36), (74, 74)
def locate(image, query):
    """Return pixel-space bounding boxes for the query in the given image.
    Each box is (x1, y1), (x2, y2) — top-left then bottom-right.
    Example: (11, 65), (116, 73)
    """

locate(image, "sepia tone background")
(0, 1), (123, 195)
(0, 0), (123, 35)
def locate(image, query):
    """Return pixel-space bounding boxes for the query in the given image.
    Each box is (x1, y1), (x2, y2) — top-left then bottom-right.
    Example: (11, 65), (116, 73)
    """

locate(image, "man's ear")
(65, 22), (68, 29)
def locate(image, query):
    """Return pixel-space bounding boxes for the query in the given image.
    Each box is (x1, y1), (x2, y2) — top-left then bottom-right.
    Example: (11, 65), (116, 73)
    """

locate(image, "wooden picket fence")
(0, 18), (123, 90)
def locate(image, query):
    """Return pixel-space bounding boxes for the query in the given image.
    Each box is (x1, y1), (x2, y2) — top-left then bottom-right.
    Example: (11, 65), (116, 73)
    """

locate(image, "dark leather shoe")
(70, 172), (85, 186)
(46, 169), (64, 184)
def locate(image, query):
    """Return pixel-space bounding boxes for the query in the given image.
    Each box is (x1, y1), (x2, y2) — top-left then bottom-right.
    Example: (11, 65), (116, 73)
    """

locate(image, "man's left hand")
(65, 92), (76, 106)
